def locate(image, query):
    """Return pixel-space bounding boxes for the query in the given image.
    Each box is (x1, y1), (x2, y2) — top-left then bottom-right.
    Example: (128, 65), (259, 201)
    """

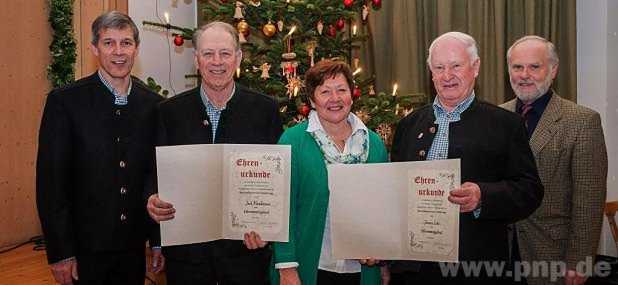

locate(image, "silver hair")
(193, 21), (240, 51)
(91, 11), (139, 46)
(506, 35), (559, 66)
(427, 31), (479, 66)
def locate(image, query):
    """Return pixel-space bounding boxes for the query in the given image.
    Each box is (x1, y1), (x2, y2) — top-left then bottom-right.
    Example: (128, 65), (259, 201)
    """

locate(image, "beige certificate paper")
(156, 144), (291, 247)
(327, 159), (460, 262)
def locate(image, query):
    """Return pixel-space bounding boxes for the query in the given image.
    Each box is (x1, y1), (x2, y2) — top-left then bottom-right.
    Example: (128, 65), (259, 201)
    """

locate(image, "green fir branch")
(48, 0), (77, 88)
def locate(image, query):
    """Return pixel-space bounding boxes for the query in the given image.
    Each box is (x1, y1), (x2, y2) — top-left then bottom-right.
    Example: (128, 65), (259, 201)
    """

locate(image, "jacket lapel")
(502, 99), (517, 112)
(529, 94), (562, 155)
(188, 88), (214, 143)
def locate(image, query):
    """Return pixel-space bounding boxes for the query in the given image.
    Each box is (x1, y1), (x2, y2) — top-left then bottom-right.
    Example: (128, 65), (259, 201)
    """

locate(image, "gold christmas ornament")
(262, 21), (277, 37)
(249, 0), (261, 7)
(237, 20), (250, 36)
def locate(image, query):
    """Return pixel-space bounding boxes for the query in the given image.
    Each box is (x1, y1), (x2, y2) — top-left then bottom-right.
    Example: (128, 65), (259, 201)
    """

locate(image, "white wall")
(577, 0), (618, 257)
(129, 0), (198, 96)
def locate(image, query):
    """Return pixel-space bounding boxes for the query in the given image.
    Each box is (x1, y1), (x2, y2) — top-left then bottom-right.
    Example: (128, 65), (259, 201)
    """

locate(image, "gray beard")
(512, 76), (553, 103)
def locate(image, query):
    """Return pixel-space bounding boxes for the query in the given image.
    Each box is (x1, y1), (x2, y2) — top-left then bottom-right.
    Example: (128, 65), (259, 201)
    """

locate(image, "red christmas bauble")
(336, 18), (345, 30)
(372, 0), (382, 9)
(298, 104), (311, 116)
(353, 87), (362, 99)
(285, 65), (295, 74)
(343, 0), (354, 8)
(327, 24), (337, 37)
(173, 34), (184, 46)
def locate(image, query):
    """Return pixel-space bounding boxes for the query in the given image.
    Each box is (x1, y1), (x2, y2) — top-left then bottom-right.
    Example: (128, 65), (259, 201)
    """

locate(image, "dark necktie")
(521, 103), (533, 129)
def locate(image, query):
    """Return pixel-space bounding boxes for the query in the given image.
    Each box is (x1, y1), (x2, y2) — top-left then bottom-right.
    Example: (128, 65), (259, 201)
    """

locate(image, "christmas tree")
(144, 0), (427, 146)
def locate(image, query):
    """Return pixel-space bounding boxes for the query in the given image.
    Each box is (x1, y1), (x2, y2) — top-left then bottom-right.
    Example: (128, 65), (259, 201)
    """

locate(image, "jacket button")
(429, 127), (436, 134)
(115, 109), (121, 116)
(120, 214), (127, 221)
(119, 161), (126, 168)
(419, 150), (426, 157)
(417, 132), (424, 139)
(120, 187), (127, 194)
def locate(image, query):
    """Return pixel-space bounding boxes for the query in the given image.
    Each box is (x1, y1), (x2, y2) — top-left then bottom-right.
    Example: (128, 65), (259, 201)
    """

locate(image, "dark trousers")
(317, 269), (361, 285)
(164, 240), (271, 285)
(74, 249), (145, 285)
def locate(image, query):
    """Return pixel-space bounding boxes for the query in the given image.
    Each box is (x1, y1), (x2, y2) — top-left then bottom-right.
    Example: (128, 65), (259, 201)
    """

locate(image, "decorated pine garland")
(48, 0), (77, 88)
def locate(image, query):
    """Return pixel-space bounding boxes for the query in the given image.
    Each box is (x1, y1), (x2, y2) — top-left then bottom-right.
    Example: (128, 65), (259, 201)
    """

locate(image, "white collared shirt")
(309, 110), (367, 273)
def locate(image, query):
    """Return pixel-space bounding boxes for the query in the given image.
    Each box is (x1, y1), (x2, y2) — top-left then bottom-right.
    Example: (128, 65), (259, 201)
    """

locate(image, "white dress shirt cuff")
(275, 262), (299, 269)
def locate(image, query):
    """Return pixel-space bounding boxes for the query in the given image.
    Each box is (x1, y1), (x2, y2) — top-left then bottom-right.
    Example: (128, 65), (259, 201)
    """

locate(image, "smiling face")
(310, 73), (353, 127)
(91, 27), (138, 82)
(429, 37), (480, 109)
(508, 40), (558, 103)
(194, 27), (242, 93)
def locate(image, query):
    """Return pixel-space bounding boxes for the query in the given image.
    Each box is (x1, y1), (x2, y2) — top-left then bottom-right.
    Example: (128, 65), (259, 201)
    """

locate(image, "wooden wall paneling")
(0, 1), (51, 249)
(73, 0), (83, 79)
(0, 0), (129, 249)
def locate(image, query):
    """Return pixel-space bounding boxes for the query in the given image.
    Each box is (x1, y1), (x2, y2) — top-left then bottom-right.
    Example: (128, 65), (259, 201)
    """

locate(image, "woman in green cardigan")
(271, 60), (388, 285)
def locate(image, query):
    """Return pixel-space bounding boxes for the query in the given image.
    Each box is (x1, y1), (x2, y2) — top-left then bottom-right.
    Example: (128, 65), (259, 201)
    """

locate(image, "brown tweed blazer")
(501, 93), (608, 284)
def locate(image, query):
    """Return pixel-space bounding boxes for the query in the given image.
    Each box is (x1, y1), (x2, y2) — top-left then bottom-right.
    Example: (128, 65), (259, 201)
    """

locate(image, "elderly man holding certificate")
(146, 22), (283, 285)
(389, 32), (544, 284)
(272, 59), (389, 285)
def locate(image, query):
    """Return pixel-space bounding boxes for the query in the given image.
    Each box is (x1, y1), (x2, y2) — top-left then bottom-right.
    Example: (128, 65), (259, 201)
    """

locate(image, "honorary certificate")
(156, 144), (291, 247)
(407, 169), (458, 257)
(225, 151), (286, 237)
(327, 159), (460, 262)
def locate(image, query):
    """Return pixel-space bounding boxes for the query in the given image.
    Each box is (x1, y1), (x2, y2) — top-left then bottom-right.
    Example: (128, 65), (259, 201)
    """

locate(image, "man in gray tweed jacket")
(501, 35), (608, 285)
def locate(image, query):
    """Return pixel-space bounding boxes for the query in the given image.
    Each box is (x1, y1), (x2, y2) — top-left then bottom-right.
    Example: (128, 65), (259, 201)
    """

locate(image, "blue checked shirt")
(428, 92), (481, 217)
(98, 70), (131, 105)
(199, 84), (235, 142)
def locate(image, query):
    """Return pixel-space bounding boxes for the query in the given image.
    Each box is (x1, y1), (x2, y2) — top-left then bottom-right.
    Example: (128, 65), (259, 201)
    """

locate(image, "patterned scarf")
(309, 125), (369, 165)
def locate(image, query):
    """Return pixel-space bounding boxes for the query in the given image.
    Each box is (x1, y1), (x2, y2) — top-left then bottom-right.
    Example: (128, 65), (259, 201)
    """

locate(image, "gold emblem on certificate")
(408, 170), (458, 256)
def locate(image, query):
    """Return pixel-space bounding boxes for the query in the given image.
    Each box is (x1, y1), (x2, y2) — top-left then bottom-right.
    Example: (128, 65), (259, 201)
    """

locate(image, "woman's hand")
(279, 267), (301, 285)
(359, 258), (380, 266)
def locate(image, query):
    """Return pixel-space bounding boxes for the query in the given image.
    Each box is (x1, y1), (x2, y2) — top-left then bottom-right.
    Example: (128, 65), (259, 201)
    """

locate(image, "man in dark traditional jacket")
(36, 11), (163, 285)
(146, 21), (283, 285)
(389, 31), (544, 285)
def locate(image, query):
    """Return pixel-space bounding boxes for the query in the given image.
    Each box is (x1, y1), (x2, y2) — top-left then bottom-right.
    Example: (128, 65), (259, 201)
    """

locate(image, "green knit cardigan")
(270, 121), (389, 285)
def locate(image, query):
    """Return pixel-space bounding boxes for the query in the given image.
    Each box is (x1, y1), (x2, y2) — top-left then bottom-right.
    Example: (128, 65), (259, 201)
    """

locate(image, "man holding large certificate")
(145, 22), (283, 285)
(389, 32), (544, 284)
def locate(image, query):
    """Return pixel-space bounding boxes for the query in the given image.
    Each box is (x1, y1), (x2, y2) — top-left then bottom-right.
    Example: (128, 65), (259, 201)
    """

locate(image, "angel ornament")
(316, 20), (324, 35)
(306, 41), (317, 67)
(362, 4), (370, 21)
(234, 1), (245, 19)
(260, 63), (271, 80)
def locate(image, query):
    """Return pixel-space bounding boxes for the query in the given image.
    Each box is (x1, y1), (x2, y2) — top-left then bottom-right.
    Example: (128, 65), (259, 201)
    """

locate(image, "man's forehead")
(198, 46), (234, 51)
(510, 43), (548, 62)
(199, 28), (235, 44)
(99, 28), (134, 39)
